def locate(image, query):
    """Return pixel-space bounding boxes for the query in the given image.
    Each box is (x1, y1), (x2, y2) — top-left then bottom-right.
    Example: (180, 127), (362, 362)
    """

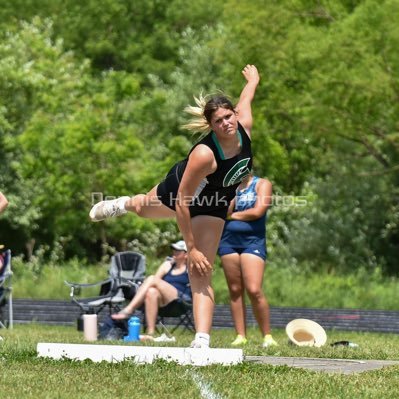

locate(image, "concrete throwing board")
(245, 356), (399, 374)
(37, 343), (243, 366)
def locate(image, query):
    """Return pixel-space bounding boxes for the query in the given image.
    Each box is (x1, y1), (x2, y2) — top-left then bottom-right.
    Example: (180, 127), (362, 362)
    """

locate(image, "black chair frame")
(157, 298), (194, 333)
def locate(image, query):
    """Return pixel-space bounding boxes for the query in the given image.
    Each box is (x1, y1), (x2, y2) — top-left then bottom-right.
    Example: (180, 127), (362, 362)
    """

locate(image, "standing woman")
(90, 65), (260, 348)
(218, 174), (278, 347)
(0, 192), (8, 281)
(0, 192), (8, 214)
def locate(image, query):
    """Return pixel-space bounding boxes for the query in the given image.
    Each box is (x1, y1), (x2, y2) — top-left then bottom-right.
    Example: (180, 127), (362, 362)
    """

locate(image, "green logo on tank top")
(223, 158), (251, 187)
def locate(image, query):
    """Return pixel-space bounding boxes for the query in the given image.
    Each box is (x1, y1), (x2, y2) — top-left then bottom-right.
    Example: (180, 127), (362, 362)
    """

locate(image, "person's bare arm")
(154, 259), (172, 279)
(226, 197), (236, 219)
(175, 145), (216, 275)
(230, 179), (272, 221)
(235, 65), (260, 135)
(0, 192), (8, 214)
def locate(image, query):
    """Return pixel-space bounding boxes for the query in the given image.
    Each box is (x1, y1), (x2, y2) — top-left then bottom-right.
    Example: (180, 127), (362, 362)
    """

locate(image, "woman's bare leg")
(221, 253), (247, 337)
(125, 185), (176, 218)
(112, 275), (178, 320)
(90, 185), (175, 221)
(144, 287), (161, 335)
(189, 215), (225, 334)
(240, 254), (270, 335)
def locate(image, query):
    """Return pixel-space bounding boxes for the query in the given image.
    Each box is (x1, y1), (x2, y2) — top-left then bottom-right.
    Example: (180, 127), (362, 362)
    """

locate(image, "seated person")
(0, 245), (7, 276)
(112, 240), (191, 336)
(0, 245), (5, 273)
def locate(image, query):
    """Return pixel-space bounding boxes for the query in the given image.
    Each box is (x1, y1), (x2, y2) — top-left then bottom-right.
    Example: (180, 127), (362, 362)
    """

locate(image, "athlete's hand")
(242, 64), (260, 84)
(188, 248), (212, 276)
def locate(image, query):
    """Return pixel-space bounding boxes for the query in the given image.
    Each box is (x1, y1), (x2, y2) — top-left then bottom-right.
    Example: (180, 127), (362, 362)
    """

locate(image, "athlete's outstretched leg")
(89, 185), (175, 221)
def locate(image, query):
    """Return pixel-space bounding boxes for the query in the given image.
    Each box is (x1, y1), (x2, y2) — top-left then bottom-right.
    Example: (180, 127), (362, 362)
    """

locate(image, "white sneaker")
(89, 196), (130, 222)
(190, 340), (208, 349)
(153, 334), (176, 343)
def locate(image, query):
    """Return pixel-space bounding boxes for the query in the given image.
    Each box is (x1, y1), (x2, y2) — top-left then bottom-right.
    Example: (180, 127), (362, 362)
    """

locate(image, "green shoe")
(231, 334), (248, 346)
(263, 334), (278, 348)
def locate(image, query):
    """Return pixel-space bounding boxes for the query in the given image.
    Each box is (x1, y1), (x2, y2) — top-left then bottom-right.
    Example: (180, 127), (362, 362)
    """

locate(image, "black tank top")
(176, 122), (253, 209)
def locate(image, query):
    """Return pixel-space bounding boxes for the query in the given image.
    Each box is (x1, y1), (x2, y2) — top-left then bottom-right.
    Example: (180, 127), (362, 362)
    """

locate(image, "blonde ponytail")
(181, 94), (211, 135)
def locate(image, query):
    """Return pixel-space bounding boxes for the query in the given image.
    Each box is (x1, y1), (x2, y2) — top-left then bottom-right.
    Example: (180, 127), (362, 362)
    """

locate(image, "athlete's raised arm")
(235, 64), (260, 136)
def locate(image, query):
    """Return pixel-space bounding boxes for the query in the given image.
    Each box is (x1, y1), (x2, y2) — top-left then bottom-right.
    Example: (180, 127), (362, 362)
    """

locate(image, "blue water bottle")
(124, 316), (141, 342)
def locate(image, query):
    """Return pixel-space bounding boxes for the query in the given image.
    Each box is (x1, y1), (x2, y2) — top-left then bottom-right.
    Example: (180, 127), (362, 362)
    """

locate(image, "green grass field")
(1, 324), (398, 398)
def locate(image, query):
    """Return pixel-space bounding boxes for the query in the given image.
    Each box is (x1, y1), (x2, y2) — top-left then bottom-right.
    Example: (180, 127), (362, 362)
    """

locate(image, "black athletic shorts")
(156, 161), (229, 220)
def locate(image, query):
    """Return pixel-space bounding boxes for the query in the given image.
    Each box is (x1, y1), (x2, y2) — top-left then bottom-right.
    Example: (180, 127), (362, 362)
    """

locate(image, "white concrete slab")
(37, 343), (243, 366)
(245, 356), (399, 374)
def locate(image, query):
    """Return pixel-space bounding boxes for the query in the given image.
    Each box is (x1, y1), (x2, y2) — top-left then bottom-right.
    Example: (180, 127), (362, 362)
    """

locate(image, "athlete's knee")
(246, 285), (264, 301)
(145, 286), (160, 301)
(228, 283), (243, 299)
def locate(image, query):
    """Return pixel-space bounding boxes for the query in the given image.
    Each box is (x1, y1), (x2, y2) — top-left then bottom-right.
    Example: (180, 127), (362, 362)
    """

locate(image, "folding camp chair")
(65, 251), (146, 328)
(157, 294), (194, 333)
(0, 249), (13, 329)
(141, 280), (194, 334)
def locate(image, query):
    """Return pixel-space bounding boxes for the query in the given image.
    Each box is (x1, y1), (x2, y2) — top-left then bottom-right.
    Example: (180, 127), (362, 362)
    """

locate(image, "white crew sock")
(195, 332), (210, 348)
(117, 196), (130, 211)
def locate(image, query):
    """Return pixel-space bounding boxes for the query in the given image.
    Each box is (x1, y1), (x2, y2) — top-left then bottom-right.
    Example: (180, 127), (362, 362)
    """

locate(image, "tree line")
(0, 0), (397, 274)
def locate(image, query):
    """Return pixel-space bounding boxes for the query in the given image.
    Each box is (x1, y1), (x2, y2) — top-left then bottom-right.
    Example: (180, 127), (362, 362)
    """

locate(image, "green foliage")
(0, 0), (398, 278)
(0, 0), (224, 75)
(267, 261), (399, 310)
(267, 154), (398, 274)
(12, 256), (107, 299)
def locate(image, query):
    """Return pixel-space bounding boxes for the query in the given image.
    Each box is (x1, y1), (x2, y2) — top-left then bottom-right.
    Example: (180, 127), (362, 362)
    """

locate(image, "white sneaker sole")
(89, 202), (105, 222)
(190, 340), (209, 349)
